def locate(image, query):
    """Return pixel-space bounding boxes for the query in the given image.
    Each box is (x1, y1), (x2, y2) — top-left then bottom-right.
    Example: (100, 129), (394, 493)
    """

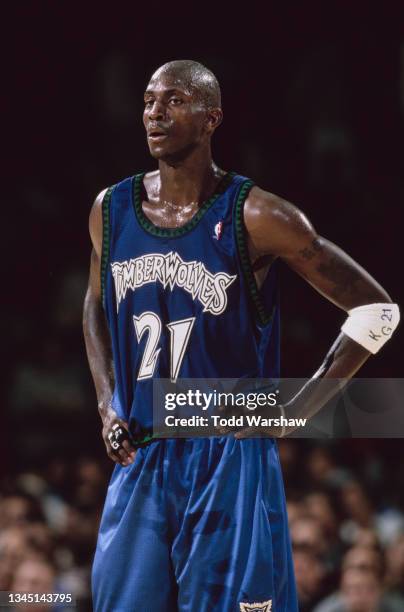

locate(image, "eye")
(169, 97), (183, 105)
(144, 99), (154, 108)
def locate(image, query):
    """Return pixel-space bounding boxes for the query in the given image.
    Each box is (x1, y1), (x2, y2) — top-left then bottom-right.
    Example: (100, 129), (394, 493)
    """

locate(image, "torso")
(102, 171), (282, 428)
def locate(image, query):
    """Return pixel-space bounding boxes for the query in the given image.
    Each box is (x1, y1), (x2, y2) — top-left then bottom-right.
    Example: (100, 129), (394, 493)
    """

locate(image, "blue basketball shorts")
(92, 437), (298, 611)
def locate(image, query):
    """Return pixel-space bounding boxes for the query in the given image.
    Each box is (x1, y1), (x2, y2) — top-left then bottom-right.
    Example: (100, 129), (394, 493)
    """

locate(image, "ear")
(204, 108), (223, 134)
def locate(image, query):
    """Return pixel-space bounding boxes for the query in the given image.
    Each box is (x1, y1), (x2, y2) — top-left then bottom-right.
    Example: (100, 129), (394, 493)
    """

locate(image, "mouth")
(147, 130), (168, 142)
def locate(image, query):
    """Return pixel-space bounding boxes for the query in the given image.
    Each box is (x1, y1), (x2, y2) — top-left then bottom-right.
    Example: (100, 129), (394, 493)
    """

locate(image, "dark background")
(1, 3), (404, 610)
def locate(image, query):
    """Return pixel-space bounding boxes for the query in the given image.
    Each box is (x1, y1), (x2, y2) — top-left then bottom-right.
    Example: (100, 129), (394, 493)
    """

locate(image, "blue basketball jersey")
(102, 171), (280, 435)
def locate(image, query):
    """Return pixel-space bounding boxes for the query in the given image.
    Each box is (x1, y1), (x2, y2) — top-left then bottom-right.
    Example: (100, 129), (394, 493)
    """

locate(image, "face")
(293, 550), (324, 599)
(341, 569), (381, 612)
(143, 71), (218, 162)
(0, 496), (31, 528)
(343, 547), (381, 575)
(290, 518), (325, 556)
(12, 560), (55, 593)
(341, 482), (371, 518)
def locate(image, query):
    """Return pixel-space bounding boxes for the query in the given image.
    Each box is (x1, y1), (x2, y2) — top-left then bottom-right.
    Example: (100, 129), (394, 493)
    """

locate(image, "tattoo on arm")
(299, 238), (323, 260)
(317, 256), (362, 299)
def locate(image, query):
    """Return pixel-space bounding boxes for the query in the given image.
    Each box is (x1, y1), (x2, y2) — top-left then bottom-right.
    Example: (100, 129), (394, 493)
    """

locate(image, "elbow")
(360, 276), (393, 306)
(372, 286), (393, 304)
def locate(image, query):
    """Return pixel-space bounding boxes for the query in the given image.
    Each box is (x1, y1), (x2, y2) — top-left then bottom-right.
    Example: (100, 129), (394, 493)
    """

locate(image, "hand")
(215, 399), (292, 439)
(234, 404), (295, 440)
(214, 402), (250, 435)
(101, 407), (137, 466)
(234, 419), (287, 440)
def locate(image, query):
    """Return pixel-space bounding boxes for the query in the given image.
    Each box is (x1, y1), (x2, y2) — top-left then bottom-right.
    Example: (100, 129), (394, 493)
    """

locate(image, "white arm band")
(341, 303), (400, 354)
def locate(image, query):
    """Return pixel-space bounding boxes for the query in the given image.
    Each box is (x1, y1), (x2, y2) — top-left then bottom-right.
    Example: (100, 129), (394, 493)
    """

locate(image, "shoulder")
(243, 185), (317, 255)
(88, 172), (137, 254)
(244, 185), (312, 234)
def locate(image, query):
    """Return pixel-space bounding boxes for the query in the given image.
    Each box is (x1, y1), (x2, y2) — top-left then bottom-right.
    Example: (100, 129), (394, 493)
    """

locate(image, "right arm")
(83, 190), (136, 466)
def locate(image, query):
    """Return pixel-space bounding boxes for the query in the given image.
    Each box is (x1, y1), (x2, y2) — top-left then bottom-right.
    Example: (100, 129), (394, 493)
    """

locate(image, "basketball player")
(83, 60), (399, 611)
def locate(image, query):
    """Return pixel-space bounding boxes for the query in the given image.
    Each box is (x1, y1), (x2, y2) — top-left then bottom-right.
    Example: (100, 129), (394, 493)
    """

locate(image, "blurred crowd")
(0, 456), (107, 611)
(281, 442), (404, 612)
(1, 441), (404, 611)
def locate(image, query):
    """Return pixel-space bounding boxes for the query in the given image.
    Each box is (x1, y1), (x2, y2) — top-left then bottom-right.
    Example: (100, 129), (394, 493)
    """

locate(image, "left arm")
(236, 186), (399, 436)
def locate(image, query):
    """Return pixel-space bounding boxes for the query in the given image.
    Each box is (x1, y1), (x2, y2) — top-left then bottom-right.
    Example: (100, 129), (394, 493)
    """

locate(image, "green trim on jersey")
(132, 171), (236, 238)
(101, 186), (114, 309)
(234, 180), (275, 326)
(133, 431), (157, 449)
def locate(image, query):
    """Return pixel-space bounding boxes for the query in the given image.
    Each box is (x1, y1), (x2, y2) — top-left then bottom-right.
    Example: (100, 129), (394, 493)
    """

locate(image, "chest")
(141, 198), (201, 229)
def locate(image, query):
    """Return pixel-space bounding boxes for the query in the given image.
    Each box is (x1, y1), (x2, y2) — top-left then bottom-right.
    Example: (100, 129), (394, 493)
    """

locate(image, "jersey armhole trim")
(234, 180), (275, 326)
(101, 186), (114, 309)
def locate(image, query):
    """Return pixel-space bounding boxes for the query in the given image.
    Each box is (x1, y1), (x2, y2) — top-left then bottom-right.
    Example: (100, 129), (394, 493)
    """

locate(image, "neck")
(157, 146), (224, 207)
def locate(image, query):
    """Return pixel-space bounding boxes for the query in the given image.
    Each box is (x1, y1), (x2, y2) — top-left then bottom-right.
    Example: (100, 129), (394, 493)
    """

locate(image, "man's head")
(290, 515), (327, 557)
(143, 60), (222, 162)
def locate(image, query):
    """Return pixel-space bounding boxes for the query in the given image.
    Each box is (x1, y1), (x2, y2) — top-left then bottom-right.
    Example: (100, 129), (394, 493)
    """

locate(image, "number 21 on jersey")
(133, 311), (195, 382)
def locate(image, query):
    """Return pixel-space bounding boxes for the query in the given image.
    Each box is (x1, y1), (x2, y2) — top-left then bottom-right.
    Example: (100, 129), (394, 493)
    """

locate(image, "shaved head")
(144, 60), (223, 161)
(149, 60), (221, 109)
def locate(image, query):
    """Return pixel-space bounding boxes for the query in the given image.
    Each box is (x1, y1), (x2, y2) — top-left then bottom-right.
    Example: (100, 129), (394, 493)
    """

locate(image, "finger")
(122, 438), (136, 457)
(234, 429), (249, 439)
(116, 431), (136, 463)
(104, 419), (138, 465)
(118, 447), (133, 465)
(216, 424), (235, 435)
(107, 449), (120, 463)
(105, 435), (130, 464)
(235, 428), (260, 439)
(235, 427), (282, 439)
(212, 419), (234, 435)
(109, 448), (129, 467)
(108, 426), (133, 456)
(116, 445), (129, 459)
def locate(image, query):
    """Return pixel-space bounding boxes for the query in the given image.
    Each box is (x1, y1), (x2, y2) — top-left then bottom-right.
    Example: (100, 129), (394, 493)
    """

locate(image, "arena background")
(2, 3), (404, 611)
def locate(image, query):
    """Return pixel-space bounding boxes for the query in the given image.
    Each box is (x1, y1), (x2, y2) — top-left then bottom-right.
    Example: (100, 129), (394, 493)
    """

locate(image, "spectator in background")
(306, 446), (350, 489)
(304, 490), (343, 573)
(291, 514), (328, 558)
(0, 493), (44, 530)
(314, 549), (404, 612)
(287, 500), (303, 524)
(291, 512), (338, 609)
(385, 534), (404, 599)
(294, 548), (328, 612)
(0, 528), (36, 590)
(0, 460), (107, 610)
(11, 558), (57, 612)
(342, 546), (384, 577)
(2, 441), (404, 610)
(304, 491), (339, 541)
(339, 481), (404, 549)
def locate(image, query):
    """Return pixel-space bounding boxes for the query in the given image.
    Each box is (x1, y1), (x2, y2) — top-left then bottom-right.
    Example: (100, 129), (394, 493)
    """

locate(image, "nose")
(148, 100), (166, 121)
